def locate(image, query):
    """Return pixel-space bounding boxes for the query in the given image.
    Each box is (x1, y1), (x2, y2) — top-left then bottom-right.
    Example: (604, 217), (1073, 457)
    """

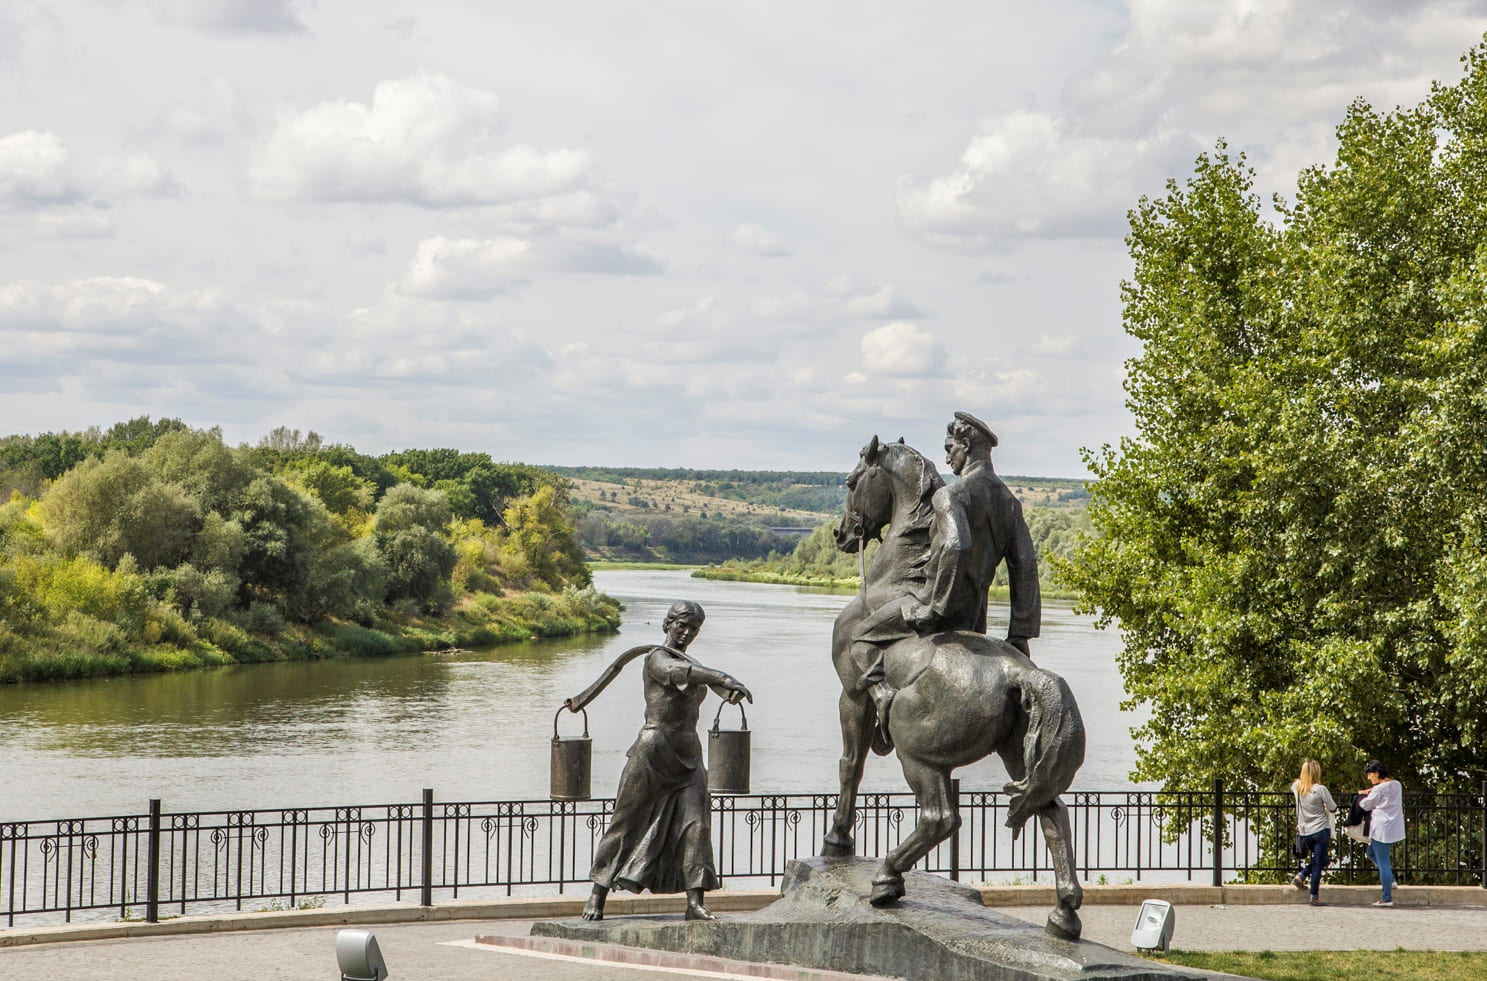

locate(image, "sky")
(3, 1), (1487, 477)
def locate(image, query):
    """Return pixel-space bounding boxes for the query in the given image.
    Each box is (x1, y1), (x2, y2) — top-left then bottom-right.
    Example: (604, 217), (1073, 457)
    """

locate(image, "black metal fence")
(5, 781), (1484, 927)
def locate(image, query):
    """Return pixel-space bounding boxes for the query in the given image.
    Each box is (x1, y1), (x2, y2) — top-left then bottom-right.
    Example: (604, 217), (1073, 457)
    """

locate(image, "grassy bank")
(0, 586), (621, 684)
(588, 561), (700, 571)
(691, 566), (858, 590)
(1158, 949), (1487, 981)
(692, 566), (1080, 602)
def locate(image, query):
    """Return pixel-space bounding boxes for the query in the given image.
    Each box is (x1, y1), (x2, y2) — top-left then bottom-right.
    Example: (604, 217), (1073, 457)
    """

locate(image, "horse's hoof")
(869, 874), (906, 907)
(820, 833), (855, 858)
(1045, 905), (1082, 941)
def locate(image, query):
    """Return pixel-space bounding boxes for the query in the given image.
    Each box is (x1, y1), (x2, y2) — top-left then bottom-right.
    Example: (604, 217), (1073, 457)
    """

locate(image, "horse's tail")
(1003, 667), (1086, 834)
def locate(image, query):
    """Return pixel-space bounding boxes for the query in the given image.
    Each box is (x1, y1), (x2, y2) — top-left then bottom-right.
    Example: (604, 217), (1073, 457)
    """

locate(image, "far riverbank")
(0, 586), (621, 685)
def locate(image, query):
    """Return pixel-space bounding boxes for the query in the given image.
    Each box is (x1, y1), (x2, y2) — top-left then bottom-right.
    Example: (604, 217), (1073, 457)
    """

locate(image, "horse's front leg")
(1037, 797), (1083, 940)
(822, 688), (874, 857)
(870, 757), (959, 906)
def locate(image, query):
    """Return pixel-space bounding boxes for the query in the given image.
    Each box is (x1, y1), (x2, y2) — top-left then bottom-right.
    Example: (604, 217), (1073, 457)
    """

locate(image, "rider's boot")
(855, 644), (895, 754)
(867, 680), (895, 754)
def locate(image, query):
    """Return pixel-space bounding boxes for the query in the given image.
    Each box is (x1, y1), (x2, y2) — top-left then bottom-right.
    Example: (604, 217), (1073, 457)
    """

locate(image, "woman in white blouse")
(1358, 759), (1405, 907)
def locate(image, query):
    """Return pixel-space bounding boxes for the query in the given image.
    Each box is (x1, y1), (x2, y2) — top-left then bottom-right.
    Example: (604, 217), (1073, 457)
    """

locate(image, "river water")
(0, 570), (1144, 821)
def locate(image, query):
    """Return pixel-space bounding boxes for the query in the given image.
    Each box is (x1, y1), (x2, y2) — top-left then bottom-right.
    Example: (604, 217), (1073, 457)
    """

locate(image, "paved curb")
(2, 883), (1482, 948)
(978, 882), (1487, 908)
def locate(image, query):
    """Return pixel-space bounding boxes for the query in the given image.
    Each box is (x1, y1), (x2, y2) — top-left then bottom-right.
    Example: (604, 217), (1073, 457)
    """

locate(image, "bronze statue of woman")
(579, 600), (752, 922)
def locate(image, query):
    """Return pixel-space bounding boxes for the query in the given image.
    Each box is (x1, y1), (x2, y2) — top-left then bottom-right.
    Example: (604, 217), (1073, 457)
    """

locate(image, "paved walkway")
(3, 891), (1485, 980)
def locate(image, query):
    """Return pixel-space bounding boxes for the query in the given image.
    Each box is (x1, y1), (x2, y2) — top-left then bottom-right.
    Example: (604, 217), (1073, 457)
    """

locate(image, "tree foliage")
(1, 419), (602, 681)
(1065, 41), (1487, 794)
(502, 484), (590, 589)
(374, 483), (457, 610)
(41, 453), (198, 571)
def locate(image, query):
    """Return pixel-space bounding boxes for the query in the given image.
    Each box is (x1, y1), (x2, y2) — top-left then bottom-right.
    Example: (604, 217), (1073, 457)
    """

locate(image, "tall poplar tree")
(1066, 39), (1487, 794)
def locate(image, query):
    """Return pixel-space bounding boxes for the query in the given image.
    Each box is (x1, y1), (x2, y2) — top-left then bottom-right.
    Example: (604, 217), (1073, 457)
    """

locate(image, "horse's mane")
(884, 440), (944, 534)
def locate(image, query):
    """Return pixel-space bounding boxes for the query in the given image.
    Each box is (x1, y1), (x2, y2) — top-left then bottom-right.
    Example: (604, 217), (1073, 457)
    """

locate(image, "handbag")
(1342, 798), (1371, 844)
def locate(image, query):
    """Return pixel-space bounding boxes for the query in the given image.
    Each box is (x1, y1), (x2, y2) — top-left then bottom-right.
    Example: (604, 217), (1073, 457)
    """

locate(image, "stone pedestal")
(525, 857), (1207, 981)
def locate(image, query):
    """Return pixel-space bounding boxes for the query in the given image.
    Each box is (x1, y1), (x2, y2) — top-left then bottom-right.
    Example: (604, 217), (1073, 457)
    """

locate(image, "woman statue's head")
(663, 600), (705, 631)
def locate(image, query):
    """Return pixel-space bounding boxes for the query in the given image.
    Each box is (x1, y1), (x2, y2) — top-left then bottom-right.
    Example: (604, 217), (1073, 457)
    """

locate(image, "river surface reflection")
(0, 570), (1145, 820)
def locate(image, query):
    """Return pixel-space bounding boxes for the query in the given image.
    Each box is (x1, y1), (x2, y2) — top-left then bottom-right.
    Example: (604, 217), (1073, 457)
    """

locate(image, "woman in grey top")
(1290, 759), (1338, 905)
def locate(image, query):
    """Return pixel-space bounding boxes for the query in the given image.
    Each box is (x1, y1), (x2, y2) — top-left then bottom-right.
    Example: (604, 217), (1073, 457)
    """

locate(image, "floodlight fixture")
(1130, 898), (1174, 954)
(336, 929), (389, 981)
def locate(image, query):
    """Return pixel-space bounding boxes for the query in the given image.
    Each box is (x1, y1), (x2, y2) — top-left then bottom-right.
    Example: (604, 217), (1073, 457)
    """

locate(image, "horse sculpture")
(819, 435), (1087, 940)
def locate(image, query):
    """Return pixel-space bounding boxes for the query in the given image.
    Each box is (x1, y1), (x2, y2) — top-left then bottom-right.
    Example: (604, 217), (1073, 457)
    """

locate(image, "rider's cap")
(950, 410), (998, 448)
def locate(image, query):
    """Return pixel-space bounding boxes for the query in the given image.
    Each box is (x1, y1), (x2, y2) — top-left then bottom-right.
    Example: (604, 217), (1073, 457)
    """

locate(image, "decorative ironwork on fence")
(4, 781), (1484, 927)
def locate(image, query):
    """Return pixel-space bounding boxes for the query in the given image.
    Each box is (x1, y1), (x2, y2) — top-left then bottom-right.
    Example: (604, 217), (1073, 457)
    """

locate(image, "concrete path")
(3, 887), (1485, 980)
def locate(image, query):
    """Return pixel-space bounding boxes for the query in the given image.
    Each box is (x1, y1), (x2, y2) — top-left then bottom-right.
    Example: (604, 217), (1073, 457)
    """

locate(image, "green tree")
(143, 428), (258, 515)
(502, 485), (591, 589)
(299, 537), (389, 624)
(285, 460), (375, 516)
(1065, 42), (1487, 795)
(231, 476), (334, 614)
(40, 452), (199, 571)
(374, 484), (456, 610)
(101, 416), (189, 455)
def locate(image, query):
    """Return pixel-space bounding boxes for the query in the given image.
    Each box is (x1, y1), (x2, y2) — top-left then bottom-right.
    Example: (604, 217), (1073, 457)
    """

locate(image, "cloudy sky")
(3, 1), (1486, 476)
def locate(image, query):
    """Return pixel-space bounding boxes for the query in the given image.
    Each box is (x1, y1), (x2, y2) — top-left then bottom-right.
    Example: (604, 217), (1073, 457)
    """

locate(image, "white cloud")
(0, 0), (55, 64)
(843, 284), (925, 319)
(0, 131), (72, 205)
(899, 1), (1487, 253)
(35, 208), (115, 238)
(396, 230), (662, 299)
(860, 321), (947, 378)
(399, 236), (534, 299)
(0, 130), (177, 209)
(156, 0), (311, 35)
(652, 297), (715, 331)
(897, 110), (1185, 250)
(0, 277), (231, 332)
(725, 223), (791, 256)
(474, 192), (623, 232)
(752, 278), (926, 322)
(249, 73), (592, 207)
(145, 78), (253, 147)
(0, 277), (256, 396)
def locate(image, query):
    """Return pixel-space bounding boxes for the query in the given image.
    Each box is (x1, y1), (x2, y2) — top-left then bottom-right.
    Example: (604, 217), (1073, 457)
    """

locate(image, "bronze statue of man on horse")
(822, 411), (1087, 940)
(846, 410), (1042, 753)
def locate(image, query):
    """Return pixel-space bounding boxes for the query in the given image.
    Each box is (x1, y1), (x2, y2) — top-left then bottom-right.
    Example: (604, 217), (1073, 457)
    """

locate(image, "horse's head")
(835, 435), (902, 551)
(835, 435), (945, 553)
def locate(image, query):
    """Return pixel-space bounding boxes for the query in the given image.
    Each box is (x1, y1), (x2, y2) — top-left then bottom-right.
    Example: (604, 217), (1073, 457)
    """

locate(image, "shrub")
(228, 601), (287, 635)
(330, 625), (399, 657)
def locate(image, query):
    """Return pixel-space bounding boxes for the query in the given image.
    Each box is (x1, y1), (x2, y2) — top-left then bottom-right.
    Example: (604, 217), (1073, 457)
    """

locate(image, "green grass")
(690, 566), (1082, 602)
(1158, 949), (1487, 981)
(587, 560), (699, 570)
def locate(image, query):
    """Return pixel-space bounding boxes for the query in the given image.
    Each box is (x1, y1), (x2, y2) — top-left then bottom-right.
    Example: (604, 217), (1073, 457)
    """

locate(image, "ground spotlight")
(335, 929), (389, 981)
(1130, 898), (1174, 954)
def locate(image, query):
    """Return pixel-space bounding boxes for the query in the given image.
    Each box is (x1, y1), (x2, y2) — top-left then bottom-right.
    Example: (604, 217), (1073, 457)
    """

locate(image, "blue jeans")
(1296, 828), (1331, 897)
(1366, 839), (1396, 902)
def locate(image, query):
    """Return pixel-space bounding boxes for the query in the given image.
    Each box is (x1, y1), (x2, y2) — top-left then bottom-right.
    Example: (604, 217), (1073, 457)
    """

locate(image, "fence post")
(421, 789), (434, 907)
(949, 778), (961, 882)
(146, 799), (161, 923)
(1481, 780), (1486, 890)
(1211, 779), (1222, 888)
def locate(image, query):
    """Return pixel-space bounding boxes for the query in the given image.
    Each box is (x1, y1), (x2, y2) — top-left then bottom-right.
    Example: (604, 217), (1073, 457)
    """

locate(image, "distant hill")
(539, 466), (1088, 565)
(542, 466), (1088, 520)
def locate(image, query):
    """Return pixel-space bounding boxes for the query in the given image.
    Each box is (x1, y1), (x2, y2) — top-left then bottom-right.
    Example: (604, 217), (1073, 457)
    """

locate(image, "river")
(0, 570), (1144, 821)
